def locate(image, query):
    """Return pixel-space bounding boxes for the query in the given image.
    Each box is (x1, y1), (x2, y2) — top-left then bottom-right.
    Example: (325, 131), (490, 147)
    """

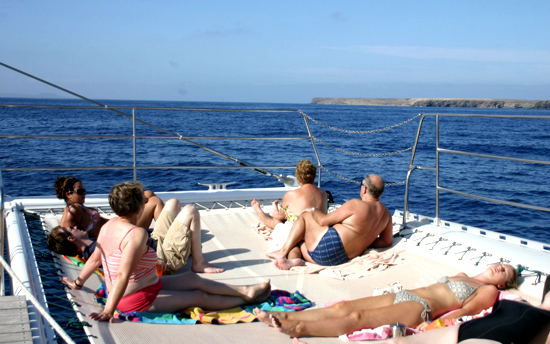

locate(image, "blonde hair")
(295, 159), (316, 184)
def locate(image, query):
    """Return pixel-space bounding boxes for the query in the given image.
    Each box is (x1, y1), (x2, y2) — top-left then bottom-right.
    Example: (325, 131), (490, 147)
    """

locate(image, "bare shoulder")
(66, 204), (82, 215)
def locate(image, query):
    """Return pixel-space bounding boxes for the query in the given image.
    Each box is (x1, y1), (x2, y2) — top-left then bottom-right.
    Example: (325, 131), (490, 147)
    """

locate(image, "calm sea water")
(1, 97), (549, 244)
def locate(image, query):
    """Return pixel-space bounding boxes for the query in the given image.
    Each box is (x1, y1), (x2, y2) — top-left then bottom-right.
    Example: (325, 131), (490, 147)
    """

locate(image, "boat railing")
(0, 170), (4, 295)
(0, 104), (323, 187)
(403, 113), (550, 229)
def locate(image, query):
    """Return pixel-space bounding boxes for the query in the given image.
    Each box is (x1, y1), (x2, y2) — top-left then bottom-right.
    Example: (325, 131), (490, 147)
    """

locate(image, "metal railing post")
(299, 111), (323, 187)
(435, 115), (440, 225)
(402, 114), (426, 228)
(0, 170), (4, 295)
(132, 108), (137, 181)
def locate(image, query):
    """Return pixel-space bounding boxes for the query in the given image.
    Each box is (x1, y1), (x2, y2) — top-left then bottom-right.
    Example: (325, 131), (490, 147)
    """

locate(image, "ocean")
(1, 97), (549, 244)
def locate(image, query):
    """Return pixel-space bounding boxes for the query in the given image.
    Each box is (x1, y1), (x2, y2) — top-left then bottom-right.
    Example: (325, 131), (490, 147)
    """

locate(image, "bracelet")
(311, 207), (316, 212)
(74, 278), (82, 289)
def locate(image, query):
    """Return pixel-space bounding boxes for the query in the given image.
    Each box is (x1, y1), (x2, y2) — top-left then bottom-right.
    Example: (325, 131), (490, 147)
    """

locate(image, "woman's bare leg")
(252, 199), (281, 229)
(271, 301), (426, 337)
(255, 293), (395, 324)
(149, 289), (253, 313)
(160, 271), (270, 302)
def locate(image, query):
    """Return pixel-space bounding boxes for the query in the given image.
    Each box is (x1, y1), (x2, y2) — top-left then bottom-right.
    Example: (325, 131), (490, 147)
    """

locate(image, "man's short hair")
(47, 226), (79, 256)
(295, 159), (317, 184)
(363, 175), (384, 199)
(109, 181), (145, 217)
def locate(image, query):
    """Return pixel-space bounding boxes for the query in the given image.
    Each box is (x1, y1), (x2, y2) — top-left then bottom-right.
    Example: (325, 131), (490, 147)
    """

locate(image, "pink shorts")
(117, 279), (162, 313)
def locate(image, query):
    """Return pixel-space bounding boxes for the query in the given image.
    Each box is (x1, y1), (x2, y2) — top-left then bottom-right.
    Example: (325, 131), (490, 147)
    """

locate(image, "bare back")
(331, 198), (393, 257)
(282, 183), (328, 215)
(99, 218), (158, 297)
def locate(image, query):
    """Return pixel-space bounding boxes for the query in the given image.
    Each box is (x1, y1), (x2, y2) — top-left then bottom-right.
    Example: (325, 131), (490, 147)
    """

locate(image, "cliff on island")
(311, 98), (550, 109)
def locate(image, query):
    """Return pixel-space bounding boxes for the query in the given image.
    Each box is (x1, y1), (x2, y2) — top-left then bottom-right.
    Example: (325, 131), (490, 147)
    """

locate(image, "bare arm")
(368, 215), (393, 248)
(62, 242), (102, 289)
(310, 200), (356, 227)
(60, 205), (80, 228)
(439, 285), (499, 321)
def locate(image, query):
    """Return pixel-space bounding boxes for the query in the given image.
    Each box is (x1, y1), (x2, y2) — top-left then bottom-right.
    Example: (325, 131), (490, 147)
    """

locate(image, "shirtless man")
(266, 174), (393, 269)
(251, 159), (328, 228)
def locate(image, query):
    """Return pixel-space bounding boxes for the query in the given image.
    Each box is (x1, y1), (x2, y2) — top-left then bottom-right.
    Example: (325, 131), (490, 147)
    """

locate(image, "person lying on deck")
(63, 181), (271, 321)
(266, 174), (393, 269)
(47, 197), (224, 274)
(382, 290), (550, 344)
(254, 264), (519, 338)
(54, 176), (164, 237)
(251, 159), (328, 229)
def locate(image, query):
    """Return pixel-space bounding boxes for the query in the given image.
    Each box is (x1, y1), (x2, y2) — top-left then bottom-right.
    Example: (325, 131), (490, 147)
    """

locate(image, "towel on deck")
(93, 285), (312, 324)
(290, 250), (402, 280)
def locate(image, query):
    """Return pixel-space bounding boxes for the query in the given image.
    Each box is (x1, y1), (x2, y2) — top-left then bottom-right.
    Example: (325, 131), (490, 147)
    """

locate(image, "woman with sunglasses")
(63, 181), (270, 321)
(55, 176), (164, 237)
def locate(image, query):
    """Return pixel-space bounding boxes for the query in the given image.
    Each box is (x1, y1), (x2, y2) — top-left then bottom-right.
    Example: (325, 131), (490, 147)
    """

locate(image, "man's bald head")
(362, 174), (385, 199)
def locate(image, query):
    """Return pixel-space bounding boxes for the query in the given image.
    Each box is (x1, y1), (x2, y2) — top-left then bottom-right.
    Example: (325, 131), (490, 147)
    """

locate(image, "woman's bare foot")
(244, 279), (271, 302)
(266, 248), (286, 260)
(274, 257), (305, 270)
(293, 337), (308, 344)
(191, 259), (225, 273)
(268, 200), (280, 217)
(253, 308), (273, 325)
(270, 315), (301, 337)
(251, 199), (264, 216)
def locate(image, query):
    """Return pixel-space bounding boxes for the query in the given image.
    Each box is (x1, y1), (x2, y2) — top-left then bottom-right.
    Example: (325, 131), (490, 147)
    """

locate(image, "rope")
(300, 111), (422, 134)
(320, 166), (406, 186)
(313, 136), (414, 157)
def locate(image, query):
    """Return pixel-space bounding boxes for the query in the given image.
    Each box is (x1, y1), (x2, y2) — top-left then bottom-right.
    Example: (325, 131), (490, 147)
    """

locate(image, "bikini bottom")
(393, 290), (433, 322)
(117, 279), (162, 313)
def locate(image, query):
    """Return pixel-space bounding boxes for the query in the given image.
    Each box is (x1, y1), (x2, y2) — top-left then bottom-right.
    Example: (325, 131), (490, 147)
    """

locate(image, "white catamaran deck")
(24, 197), (546, 344)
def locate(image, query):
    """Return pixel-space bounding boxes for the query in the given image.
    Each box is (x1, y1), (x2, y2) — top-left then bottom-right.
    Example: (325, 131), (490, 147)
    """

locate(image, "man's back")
(334, 198), (393, 257)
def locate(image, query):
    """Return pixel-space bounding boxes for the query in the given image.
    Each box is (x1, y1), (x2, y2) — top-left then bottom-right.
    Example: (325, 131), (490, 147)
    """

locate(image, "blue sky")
(1, 1), (549, 103)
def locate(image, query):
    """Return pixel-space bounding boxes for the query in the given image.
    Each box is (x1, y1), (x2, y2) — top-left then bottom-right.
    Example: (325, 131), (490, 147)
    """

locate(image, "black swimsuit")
(458, 299), (550, 344)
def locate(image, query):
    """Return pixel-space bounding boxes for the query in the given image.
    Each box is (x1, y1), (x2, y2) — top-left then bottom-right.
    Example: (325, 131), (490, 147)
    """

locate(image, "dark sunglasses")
(69, 188), (87, 195)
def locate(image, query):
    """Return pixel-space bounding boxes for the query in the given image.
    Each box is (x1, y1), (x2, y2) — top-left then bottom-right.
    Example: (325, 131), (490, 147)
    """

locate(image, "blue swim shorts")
(307, 227), (349, 266)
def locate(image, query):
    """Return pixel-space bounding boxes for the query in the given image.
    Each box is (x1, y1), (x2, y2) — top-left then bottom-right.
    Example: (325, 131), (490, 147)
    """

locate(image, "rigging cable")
(0, 61), (291, 182)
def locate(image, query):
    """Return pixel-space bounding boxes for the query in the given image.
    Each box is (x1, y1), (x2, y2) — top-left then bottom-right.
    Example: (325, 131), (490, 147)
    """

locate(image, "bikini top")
(102, 227), (157, 283)
(70, 204), (101, 232)
(281, 206), (299, 224)
(438, 276), (482, 304)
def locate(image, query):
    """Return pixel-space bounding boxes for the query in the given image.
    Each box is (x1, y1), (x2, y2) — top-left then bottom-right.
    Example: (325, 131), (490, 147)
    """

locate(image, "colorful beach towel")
(63, 255), (104, 277)
(93, 284), (312, 324)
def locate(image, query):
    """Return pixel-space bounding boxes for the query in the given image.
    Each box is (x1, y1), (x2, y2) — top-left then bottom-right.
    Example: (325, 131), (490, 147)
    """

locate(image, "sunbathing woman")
(382, 291), (550, 344)
(254, 264), (518, 338)
(55, 176), (164, 237)
(251, 159), (327, 229)
(63, 181), (270, 321)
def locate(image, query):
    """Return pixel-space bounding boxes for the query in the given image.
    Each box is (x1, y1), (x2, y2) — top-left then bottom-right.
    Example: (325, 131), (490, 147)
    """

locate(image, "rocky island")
(311, 98), (550, 109)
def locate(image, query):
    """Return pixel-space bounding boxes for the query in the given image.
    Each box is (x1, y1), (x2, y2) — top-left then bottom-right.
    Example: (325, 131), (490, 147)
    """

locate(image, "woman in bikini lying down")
(55, 176), (164, 237)
(254, 264), (518, 338)
(63, 181), (271, 321)
(382, 291), (550, 344)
